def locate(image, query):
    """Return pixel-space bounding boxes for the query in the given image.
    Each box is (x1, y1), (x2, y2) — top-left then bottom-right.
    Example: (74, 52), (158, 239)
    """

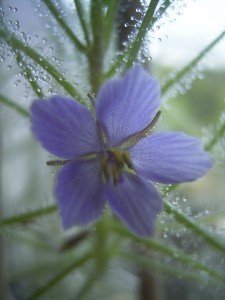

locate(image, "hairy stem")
(0, 27), (83, 101)
(163, 200), (225, 254)
(162, 30), (225, 95)
(105, 0), (167, 78)
(113, 223), (225, 284)
(88, 0), (104, 93)
(73, 0), (91, 46)
(43, 0), (86, 52)
(16, 52), (44, 98)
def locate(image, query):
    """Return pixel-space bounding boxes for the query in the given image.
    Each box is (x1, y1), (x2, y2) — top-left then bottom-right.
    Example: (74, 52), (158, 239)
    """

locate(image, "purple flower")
(30, 66), (212, 236)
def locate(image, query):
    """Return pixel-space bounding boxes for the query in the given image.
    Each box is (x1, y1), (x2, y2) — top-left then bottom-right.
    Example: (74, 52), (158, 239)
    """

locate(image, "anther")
(46, 160), (69, 166)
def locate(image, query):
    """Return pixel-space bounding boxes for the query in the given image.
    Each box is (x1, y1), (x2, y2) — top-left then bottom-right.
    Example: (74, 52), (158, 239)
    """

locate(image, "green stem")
(125, 0), (160, 70)
(113, 223), (225, 284)
(162, 30), (225, 95)
(16, 52), (44, 98)
(0, 94), (29, 117)
(163, 200), (225, 254)
(95, 215), (109, 271)
(150, 0), (172, 27)
(0, 27), (83, 101)
(0, 204), (57, 227)
(88, 0), (104, 93)
(28, 251), (93, 300)
(73, 0), (91, 46)
(43, 0), (86, 52)
(103, 0), (119, 52)
(104, 0), (161, 78)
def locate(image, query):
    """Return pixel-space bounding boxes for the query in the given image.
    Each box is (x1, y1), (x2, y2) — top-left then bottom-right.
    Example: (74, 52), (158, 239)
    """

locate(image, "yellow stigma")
(101, 148), (133, 185)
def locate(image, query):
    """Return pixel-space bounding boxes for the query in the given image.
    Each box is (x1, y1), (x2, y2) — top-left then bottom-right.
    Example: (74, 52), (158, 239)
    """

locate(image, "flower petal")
(96, 66), (160, 146)
(130, 132), (212, 184)
(55, 159), (106, 229)
(105, 173), (162, 236)
(31, 96), (100, 159)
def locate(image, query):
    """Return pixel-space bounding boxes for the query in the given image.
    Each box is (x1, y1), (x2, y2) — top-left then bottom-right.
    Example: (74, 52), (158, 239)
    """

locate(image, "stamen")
(122, 151), (133, 169)
(46, 160), (69, 166)
(100, 148), (134, 185)
(112, 149), (123, 169)
(120, 110), (161, 149)
(78, 153), (97, 160)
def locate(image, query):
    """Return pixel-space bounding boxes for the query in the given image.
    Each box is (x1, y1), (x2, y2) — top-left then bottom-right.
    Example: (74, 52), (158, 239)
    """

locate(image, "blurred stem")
(28, 251), (94, 300)
(95, 214), (109, 271)
(0, 94), (29, 117)
(123, 253), (212, 285)
(113, 223), (225, 285)
(43, 0), (86, 52)
(75, 235), (119, 300)
(205, 121), (225, 151)
(75, 270), (102, 300)
(0, 27), (83, 101)
(0, 204), (56, 227)
(15, 52), (44, 98)
(162, 30), (225, 95)
(74, 0), (91, 46)
(88, 0), (104, 93)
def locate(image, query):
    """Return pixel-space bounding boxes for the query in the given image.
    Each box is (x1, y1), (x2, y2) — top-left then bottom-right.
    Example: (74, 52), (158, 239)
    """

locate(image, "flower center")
(101, 148), (133, 185)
